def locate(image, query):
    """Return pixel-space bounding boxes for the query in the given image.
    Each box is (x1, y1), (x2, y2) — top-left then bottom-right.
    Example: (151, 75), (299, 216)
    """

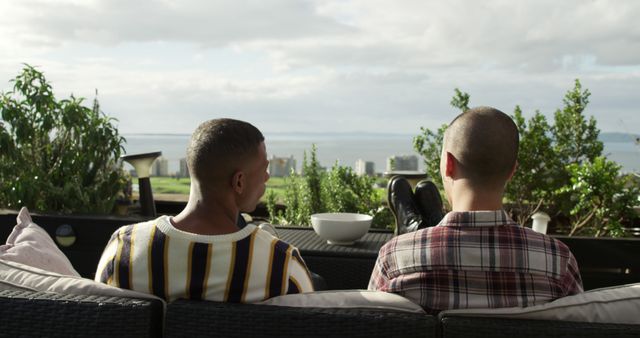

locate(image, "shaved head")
(443, 106), (519, 188)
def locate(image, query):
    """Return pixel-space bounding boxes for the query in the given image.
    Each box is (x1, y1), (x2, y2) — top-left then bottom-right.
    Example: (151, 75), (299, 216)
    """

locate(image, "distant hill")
(600, 132), (639, 143)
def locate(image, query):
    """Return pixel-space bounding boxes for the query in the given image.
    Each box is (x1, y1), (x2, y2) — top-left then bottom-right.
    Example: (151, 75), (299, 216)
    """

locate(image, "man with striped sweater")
(96, 119), (314, 302)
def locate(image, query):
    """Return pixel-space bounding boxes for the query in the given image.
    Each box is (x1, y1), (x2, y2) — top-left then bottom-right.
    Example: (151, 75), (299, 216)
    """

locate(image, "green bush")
(0, 64), (127, 214)
(557, 157), (639, 237)
(265, 145), (389, 228)
(507, 106), (557, 225)
(413, 80), (639, 237)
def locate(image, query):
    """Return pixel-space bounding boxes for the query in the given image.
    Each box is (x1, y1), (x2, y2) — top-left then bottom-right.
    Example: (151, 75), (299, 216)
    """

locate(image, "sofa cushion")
(0, 207), (79, 276)
(439, 282), (640, 325)
(0, 258), (162, 302)
(259, 289), (426, 313)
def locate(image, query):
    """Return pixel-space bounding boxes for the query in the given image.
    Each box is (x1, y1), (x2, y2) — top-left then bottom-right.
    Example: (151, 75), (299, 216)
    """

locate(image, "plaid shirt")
(368, 210), (583, 314)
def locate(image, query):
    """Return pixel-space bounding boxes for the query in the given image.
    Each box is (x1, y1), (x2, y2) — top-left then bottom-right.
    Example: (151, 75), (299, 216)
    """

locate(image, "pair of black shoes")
(387, 176), (444, 235)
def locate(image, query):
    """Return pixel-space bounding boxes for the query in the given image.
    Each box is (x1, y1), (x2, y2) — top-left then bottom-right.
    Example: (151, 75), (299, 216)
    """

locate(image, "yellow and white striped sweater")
(95, 216), (314, 302)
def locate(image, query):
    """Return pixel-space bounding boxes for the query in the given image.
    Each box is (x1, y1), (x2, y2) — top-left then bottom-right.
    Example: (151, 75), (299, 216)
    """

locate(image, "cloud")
(260, 0), (640, 71)
(0, 0), (352, 48)
(0, 0), (638, 135)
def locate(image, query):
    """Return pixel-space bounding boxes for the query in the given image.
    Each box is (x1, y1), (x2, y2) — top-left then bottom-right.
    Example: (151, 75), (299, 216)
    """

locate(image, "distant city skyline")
(1, 1), (639, 136)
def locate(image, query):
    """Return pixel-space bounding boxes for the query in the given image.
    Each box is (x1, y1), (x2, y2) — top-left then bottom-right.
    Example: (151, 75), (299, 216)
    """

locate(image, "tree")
(505, 106), (557, 225)
(0, 64), (127, 213)
(553, 80), (603, 165)
(557, 157), (639, 237)
(413, 88), (469, 192)
(302, 144), (324, 216)
(414, 80), (638, 237)
(551, 79), (605, 216)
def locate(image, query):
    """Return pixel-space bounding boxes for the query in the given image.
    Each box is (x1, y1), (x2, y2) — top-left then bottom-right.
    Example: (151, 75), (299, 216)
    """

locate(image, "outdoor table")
(276, 227), (394, 290)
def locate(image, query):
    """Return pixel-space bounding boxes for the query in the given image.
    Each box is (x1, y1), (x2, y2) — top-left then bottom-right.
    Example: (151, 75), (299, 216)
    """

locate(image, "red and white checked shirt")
(368, 210), (583, 314)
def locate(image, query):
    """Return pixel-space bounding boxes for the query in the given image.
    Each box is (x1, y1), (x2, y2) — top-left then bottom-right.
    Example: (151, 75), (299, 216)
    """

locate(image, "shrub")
(0, 64), (126, 214)
(266, 145), (386, 228)
(557, 157), (639, 237)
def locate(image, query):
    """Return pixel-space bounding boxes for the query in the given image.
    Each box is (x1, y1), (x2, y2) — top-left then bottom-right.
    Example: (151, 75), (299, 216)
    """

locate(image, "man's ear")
(444, 151), (457, 178)
(231, 171), (245, 194)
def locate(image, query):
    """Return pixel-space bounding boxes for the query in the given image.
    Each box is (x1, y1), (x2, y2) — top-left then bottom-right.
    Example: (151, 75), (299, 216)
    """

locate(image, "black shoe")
(414, 180), (444, 228)
(387, 176), (423, 235)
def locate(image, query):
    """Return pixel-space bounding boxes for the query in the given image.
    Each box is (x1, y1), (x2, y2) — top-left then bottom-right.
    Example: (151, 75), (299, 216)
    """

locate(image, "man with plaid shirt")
(369, 107), (583, 314)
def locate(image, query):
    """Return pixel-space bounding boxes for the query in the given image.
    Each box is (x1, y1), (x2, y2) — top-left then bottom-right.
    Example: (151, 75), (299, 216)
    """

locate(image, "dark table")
(276, 227), (394, 290)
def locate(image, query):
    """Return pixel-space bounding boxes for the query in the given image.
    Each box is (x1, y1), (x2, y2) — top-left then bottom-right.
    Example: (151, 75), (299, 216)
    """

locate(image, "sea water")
(122, 133), (640, 175)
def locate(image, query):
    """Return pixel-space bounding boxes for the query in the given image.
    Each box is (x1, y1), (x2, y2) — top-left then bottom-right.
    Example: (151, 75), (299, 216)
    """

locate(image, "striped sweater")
(95, 216), (314, 302)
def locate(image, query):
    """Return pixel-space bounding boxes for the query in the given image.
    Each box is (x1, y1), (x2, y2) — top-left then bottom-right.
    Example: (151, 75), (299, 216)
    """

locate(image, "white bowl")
(311, 213), (373, 245)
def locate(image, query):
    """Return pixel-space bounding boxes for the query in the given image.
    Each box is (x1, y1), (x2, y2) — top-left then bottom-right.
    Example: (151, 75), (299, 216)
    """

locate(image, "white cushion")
(259, 289), (426, 313)
(439, 283), (640, 325)
(0, 258), (162, 303)
(0, 207), (79, 276)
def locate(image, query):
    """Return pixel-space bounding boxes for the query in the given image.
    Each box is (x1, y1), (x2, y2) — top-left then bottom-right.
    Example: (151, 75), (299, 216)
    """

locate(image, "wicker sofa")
(1, 209), (639, 337)
(0, 289), (163, 338)
(438, 315), (640, 338)
(164, 299), (435, 338)
(2, 288), (640, 338)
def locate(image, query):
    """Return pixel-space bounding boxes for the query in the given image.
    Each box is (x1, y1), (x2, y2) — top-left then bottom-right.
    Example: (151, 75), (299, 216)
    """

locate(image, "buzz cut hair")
(186, 118), (264, 187)
(444, 106), (519, 187)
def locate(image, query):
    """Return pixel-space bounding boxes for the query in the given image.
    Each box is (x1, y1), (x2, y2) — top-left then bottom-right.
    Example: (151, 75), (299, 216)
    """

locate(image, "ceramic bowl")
(310, 213), (373, 245)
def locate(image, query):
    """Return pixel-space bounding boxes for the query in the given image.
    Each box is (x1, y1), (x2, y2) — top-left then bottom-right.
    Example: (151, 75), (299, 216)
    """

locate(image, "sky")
(0, 0), (639, 136)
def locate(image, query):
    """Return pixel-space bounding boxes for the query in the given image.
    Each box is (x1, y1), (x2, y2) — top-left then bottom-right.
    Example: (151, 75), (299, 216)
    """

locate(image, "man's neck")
(449, 181), (504, 212)
(171, 189), (240, 236)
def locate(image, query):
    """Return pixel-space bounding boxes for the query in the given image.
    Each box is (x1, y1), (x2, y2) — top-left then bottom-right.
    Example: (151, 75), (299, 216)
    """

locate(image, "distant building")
(355, 159), (375, 176)
(386, 155), (418, 172)
(269, 155), (296, 177)
(179, 158), (190, 178)
(152, 156), (169, 177)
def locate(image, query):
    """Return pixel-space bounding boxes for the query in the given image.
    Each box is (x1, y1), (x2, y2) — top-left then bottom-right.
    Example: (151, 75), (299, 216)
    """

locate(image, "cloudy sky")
(1, 0), (638, 135)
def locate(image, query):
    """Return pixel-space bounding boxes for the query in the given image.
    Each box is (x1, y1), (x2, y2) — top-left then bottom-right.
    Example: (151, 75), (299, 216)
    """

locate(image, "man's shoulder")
(109, 216), (165, 238)
(254, 228), (299, 252)
(379, 226), (445, 253)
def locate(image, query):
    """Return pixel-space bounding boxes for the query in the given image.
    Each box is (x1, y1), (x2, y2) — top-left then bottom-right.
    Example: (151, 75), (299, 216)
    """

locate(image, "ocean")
(121, 133), (640, 175)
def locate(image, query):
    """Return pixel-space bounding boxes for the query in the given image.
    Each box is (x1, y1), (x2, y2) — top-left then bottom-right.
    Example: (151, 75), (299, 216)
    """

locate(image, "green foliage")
(450, 88), (470, 112)
(557, 157), (639, 237)
(371, 206), (395, 230)
(414, 80), (639, 237)
(268, 145), (384, 228)
(506, 106), (557, 225)
(413, 124), (447, 190)
(302, 144), (324, 215)
(0, 64), (126, 213)
(506, 80), (637, 236)
(553, 80), (603, 165)
(324, 163), (377, 214)
(550, 79), (605, 215)
(265, 189), (279, 224)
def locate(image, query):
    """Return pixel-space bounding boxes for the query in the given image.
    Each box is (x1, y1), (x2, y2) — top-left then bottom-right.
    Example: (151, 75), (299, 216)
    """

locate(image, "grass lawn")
(149, 176), (290, 202)
(150, 177), (191, 195)
(150, 176), (386, 204)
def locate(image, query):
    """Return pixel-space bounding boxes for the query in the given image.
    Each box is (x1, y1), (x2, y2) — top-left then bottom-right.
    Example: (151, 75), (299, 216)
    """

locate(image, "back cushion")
(439, 283), (640, 325)
(259, 289), (426, 313)
(0, 258), (161, 302)
(0, 207), (79, 276)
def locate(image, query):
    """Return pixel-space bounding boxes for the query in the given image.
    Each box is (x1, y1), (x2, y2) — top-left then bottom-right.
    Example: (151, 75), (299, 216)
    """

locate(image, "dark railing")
(0, 209), (638, 290)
